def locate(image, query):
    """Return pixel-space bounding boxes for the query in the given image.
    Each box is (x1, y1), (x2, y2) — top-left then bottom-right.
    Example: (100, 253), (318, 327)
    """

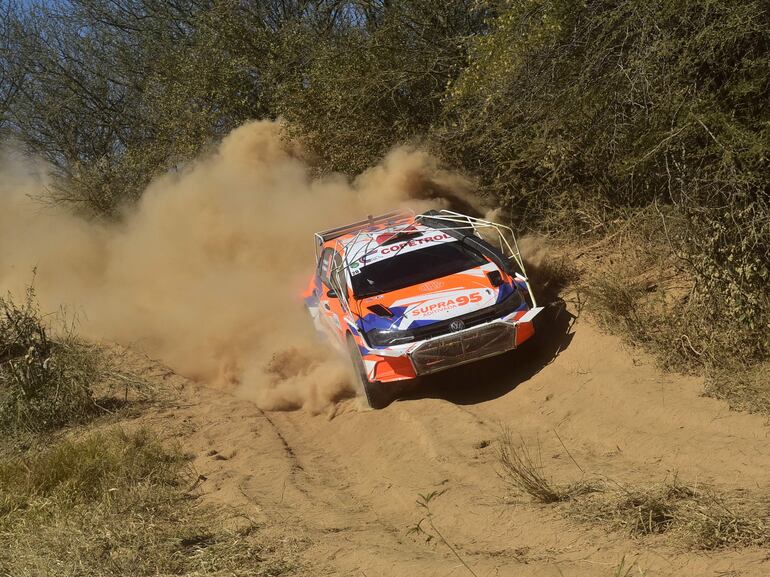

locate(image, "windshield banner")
(346, 226), (456, 272)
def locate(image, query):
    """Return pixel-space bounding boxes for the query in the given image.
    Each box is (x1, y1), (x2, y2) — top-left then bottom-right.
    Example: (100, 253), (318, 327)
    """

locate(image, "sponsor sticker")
(407, 292), (483, 318)
(346, 230), (455, 267)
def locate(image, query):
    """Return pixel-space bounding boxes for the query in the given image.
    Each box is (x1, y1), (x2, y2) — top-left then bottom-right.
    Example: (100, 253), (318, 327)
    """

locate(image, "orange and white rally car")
(304, 209), (543, 408)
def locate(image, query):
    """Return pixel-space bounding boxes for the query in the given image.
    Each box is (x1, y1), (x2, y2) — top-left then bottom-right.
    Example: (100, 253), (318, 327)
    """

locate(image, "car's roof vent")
(486, 270), (504, 287)
(367, 304), (394, 317)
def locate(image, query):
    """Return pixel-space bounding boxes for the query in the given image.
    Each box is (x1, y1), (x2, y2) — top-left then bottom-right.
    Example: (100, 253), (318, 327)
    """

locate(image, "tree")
(274, 0), (488, 174)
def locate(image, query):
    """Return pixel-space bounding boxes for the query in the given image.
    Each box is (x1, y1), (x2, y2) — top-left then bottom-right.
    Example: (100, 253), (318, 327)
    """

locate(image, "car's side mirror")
(326, 288), (338, 299)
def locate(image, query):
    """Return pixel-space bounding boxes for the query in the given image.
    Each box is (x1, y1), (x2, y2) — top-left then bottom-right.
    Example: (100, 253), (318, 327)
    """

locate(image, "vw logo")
(449, 320), (465, 332)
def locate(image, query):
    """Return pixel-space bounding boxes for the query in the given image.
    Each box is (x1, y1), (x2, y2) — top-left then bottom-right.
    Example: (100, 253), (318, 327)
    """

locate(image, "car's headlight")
(366, 328), (415, 347)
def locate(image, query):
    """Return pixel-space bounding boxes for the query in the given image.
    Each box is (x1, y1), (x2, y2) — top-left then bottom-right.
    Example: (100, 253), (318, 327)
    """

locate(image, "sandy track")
(137, 305), (770, 577)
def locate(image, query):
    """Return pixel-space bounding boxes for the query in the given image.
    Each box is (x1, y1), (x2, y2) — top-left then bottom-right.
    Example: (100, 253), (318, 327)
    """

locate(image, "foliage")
(440, 0), (770, 364)
(1, 0), (768, 369)
(0, 285), (100, 435)
(2, 0), (488, 207)
(442, 0), (769, 224)
(3, 0), (274, 216)
(275, 0), (487, 174)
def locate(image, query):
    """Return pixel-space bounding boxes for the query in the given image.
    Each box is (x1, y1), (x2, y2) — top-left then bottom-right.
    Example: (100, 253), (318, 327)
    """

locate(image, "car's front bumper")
(409, 321), (517, 375)
(360, 307), (543, 382)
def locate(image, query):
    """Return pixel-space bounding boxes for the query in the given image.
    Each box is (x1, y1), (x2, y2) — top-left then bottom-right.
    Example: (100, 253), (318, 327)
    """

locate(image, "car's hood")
(355, 263), (517, 333)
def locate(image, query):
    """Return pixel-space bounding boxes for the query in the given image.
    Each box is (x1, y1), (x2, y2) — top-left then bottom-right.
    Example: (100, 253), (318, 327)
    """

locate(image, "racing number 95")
(457, 293), (482, 306)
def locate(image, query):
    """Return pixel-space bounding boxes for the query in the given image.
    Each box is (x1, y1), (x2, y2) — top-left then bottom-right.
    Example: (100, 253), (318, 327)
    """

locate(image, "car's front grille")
(409, 322), (515, 375)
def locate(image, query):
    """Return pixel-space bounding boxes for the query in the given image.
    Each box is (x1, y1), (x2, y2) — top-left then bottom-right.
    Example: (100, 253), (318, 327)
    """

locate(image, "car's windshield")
(350, 241), (487, 298)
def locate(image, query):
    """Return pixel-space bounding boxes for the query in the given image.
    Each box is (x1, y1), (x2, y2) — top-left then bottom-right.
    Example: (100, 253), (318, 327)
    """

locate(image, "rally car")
(303, 209), (543, 408)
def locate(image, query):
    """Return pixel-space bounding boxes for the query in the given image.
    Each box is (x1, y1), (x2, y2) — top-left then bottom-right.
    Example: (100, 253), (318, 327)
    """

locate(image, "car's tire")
(346, 335), (389, 409)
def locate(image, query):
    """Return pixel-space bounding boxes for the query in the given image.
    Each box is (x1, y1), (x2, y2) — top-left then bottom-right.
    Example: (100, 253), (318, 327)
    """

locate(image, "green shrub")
(5, 0), (768, 378)
(439, 0), (770, 367)
(0, 285), (100, 435)
(275, 0), (485, 175)
(679, 195), (770, 362)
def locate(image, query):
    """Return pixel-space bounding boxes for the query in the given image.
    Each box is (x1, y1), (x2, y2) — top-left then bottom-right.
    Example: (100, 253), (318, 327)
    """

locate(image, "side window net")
(318, 248), (334, 285)
(331, 253), (347, 302)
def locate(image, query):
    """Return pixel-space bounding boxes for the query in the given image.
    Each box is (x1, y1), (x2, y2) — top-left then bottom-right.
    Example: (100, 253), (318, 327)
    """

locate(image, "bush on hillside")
(439, 0), (770, 364)
(0, 285), (100, 435)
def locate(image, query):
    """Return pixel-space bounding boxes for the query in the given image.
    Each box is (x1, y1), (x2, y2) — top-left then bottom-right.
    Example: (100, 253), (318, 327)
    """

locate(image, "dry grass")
(498, 434), (769, 550)
(0, 427), (189, 507)
(0, 287), (299, 575)
(571, 478), (769, 550)
(523, 251), (581, 307)
(613, 556), (645, 577)
(574, 210), (688, 359)
(705, 362), (770, 416)
(583, 257), (770, 419)
(408, 489), (479, 577)
(0, 286), (161, 441)
(584, 276), (648, 336)
(0, 427), (298, 577)
(577, 209), (770, 417)
(584, 255), (770, 416)
(577, 217), (677, 355)
(497, 431), (593, 503)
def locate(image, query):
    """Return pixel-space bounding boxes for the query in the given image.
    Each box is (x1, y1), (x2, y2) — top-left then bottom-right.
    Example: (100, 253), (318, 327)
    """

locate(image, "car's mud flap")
(526, 300), (572, 351)
(514, 306), (543, 346)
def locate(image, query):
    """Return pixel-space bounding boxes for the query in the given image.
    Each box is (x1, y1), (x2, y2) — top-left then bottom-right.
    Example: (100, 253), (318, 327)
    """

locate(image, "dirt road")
(137, 306), (770, 577)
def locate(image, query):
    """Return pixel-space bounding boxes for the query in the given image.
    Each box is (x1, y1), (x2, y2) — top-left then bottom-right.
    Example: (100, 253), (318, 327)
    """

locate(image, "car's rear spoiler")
(314, 210), (413, 256)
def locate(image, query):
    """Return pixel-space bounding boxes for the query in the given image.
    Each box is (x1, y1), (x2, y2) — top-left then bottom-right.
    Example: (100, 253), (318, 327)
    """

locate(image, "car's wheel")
(346, 335), (389, 409)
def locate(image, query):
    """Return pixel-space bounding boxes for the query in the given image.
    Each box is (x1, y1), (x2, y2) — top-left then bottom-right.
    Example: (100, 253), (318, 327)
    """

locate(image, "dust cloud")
(0, 120), (485, 413)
